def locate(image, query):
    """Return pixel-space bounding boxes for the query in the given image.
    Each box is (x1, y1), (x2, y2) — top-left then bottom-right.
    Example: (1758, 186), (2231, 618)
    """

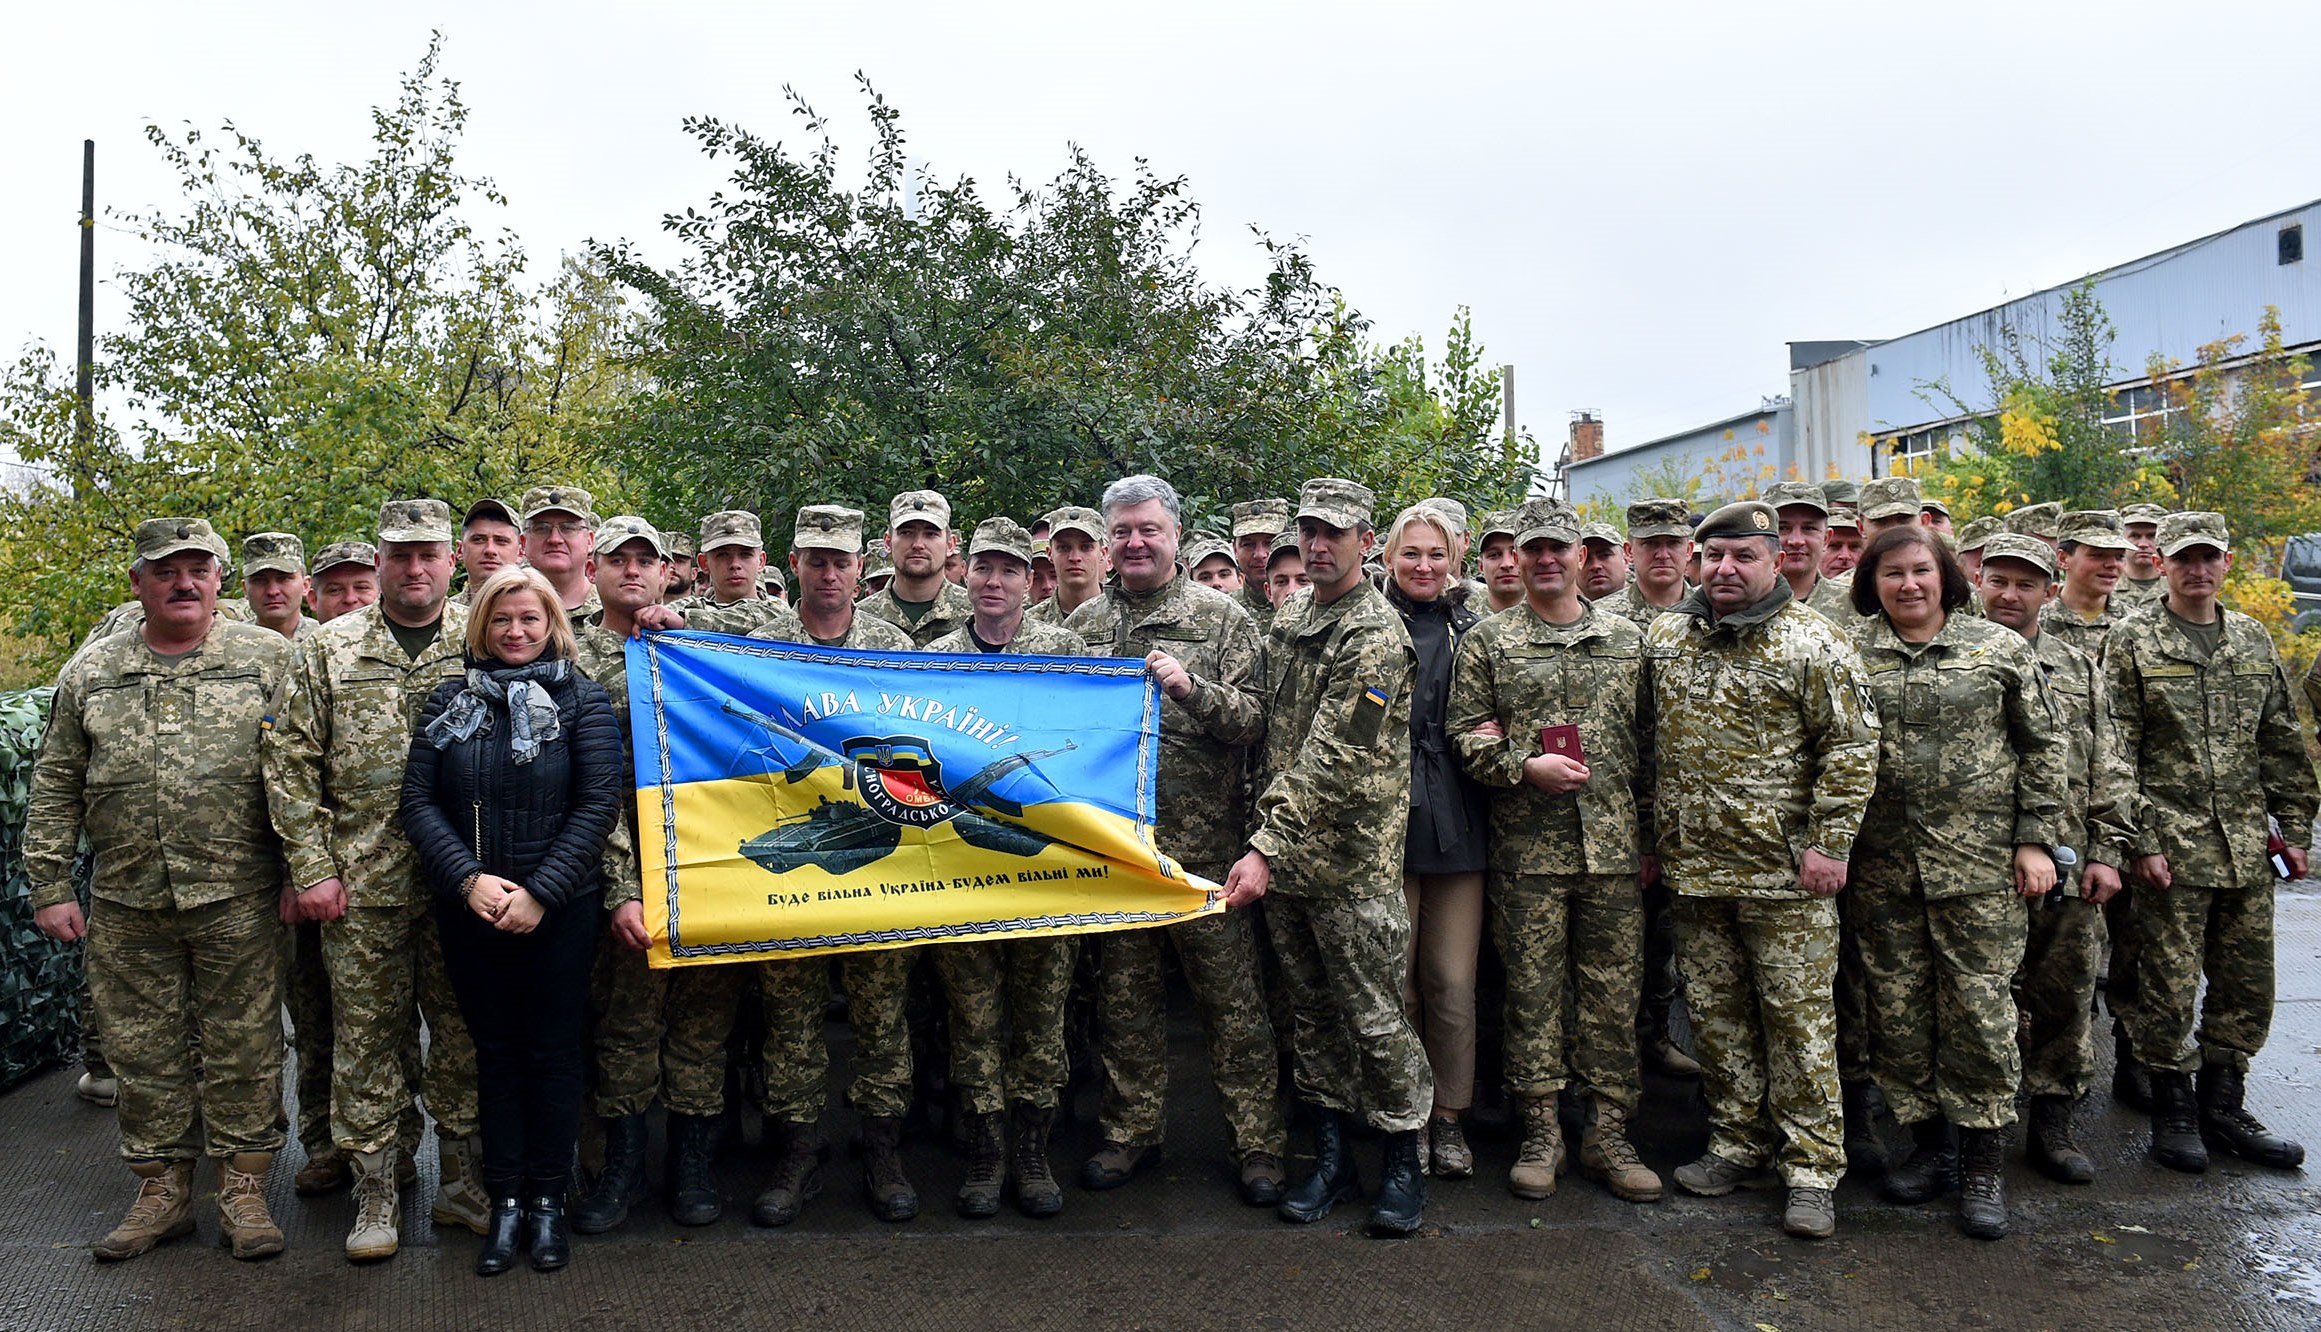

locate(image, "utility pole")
(1500, 363), (1516, 458)
(75, 139), (95, 449)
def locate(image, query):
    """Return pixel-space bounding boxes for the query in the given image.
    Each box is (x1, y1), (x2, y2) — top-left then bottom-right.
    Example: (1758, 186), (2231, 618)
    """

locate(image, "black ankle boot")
(1842, 1080), (1889, 1173)
(523, 1195), (570, 1271)
(1882, 1117), (1956, 1204)
(2149, 1071), (2207, 1174)
(1279, 1108), (1362, 1224)
(2197, 1064), (2305, 1169)
(1956, 1127), (2008, 1241)
(1369, 1130), (1426, 1237)
(573, 1114), (649, 1234)
(2026, 1095), (2094, 1184)
(475, 1197), (523, 1277)
(665, 1113), (722, 1226)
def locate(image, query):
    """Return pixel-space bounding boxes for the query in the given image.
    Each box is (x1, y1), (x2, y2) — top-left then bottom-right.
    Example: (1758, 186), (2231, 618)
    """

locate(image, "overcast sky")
(6, 1), (2317, 459)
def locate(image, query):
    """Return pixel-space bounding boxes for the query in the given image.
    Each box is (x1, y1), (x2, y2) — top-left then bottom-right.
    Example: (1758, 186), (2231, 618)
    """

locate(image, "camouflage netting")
(1, 688), (85, 1090)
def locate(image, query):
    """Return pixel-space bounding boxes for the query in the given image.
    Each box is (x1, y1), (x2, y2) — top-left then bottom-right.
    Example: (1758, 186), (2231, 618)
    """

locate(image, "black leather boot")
(858, 1115), (919, 1222)
(750, 1119), (825, 1227)
(1841, 1080), (1889, 1174)
(572, 1114), (649, 1234)
(2025, 1095), (2094, 1184)
(474, 1197), (523, 1277)
(2111, 1028), (2152, 1112)
(1368, 1130), (1427, 1237)
(1279, 1108), (1362, 1224)
(1882, 1117), (1956, 1204)
(664, 1112), (723, 1225)
(2148, 1071), (2207, 1174)
(1955, 1127), (2008, 1241)
(2198, 1064), (2305, 1169)
(524, 1194), (570, 1271)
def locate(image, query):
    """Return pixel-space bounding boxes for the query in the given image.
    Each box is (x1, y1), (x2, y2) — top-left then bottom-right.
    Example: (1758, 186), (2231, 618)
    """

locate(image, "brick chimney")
(1569, 412), (1604, 463)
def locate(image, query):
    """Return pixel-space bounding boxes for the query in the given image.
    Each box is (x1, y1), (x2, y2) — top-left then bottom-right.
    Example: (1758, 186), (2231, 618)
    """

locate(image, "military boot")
(750, 1119), (825, 1227)
(77, 1069), (121, 1107)
(293, 1149), (350, 1197)
(2111, 1028), (2153, 1112)
(573, 1114), (649, 1234)
(1010, 1103), (1064, 1219)
(1369, 1130), (1426, 1237)
(1841, 1079), (1889, 1174)
(2198, 1064), (2305, 1169)
(1882, 1118), (1956, 1204)
(431, 1133), (491, 1235)
(858, 1115), (919, 1222)
(216, 1152), (285, 1260)
(1508, 1096), (1565, 1200)
(2025, 1095), (2095, 1184)
(1427, 1114), (1474, 1180)
(665, 1112), (724, 1225)
(344, 1147), (401, 1262)
(93, 1160), (195, 1262)
(955, 1110), (1006, 1220)
(2148, 1071), (2207, 1173)
(1279, 1108), (1363, 1223)
(1956, 1127), (2009, 1240)
(1579, 1102), (1664, 1203)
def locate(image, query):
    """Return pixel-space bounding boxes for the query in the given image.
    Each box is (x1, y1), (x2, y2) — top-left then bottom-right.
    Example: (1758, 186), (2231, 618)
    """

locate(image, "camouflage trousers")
(286, 918), (422, 1158)
(87, 893), (285, 1162)
(1835, 888), (1874, 1083)
(588, 927), (668, 1119)
(2103, 885), (2142, 1045)
(1267, 892), (1433, 1133)
(1092, 909), (1285, 1157)
(1854, 875), (2024, 1130)
(2132, 883), (2275, 1076)
(79, 972), (111, 1080)
(1672, 895), (1844, 1190)
(932, 936), (1079, 1115)
(759, 948), (919, 1122)
(1493, 872), (1644, 1116)
(660, 963), (747, 1117)
(2014, 895), (2100, 1099)
(323, 901), (477, 1152)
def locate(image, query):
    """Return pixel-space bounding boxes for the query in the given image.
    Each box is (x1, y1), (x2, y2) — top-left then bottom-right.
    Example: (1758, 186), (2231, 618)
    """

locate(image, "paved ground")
(5, 887), (2320, 1331)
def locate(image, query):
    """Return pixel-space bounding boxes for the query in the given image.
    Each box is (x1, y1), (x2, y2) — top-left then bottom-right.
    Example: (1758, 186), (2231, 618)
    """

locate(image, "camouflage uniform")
(2115, 576), (2167, 611)
(28, 600), (293, 1164)
(1645, 577), (1879, 1189)
(1597, 581), (1685, 634)
(1446, 597), (1650, 1114)
(1850, 612), (2065, 1129)
(923, 614), (1092, 1112)
(2039, 598), (2121, 664)
(1251, 571), (1433, 1134)
(1064, 574), (1284, 1159)
(2103, 600), (2319, 1075)
(859, 579), (975, 647)
(265, 597), (480, 1153)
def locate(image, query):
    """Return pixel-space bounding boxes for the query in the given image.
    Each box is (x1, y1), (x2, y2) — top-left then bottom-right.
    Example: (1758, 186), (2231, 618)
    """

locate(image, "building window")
(2284, 223), (2305, 266)
(2103, 383), (2182, 442)
(1887, 426), (1961, 463)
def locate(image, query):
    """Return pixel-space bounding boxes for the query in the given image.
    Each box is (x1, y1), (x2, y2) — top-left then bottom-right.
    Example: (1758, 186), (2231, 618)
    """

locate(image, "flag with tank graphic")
(627, 631), (1220, 967)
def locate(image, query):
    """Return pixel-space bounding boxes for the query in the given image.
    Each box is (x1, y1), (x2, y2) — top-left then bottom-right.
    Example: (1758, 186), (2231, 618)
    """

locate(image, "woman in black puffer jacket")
(401, 566), (623, 1277)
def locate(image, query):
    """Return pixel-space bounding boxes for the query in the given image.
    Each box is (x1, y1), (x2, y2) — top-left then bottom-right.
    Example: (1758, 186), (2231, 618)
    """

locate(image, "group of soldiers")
(22, 465), (2318, 1267)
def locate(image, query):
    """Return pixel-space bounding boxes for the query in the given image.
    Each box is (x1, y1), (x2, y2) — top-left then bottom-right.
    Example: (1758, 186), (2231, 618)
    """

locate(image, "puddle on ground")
(2087, 1224), (2199, 1271)
(1694, 1245), (1789, 1295)
(2244, 1217), (2321, 1307)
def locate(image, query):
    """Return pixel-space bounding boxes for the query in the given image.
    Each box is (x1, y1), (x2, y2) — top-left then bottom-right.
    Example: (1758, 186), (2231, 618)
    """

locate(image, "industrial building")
(1560, 197), (2320, 509)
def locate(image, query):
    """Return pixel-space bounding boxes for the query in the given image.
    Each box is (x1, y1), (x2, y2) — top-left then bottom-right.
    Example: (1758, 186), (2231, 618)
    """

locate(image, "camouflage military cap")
(1417, 496), (1469, 537)
(597, 514), (668, 559)
(1515, 500), (1582, 547)
(519, 485), (597, 526)
(966, 515), (1036, 566)
(240, 531), (306, 577)
(1821, 478), (1861, 507)
(1230, 498), (1293, 538)
(1268, 529), (1302, 562)
(1042, 505), (1105, 543)
(2002, 501), (2061, 541)
(308, 540), (377, 577)
(132, 517), (231, 568)
(2057, 509), (2133, 552)
(1857, 476), (1921, 521)
(1184, 536), (1235, 572)
(1979, 532), (2056, 578)
(378, 498), (456, 544)
(1476, 508), (1521, 542)
(1921, 497), (1951, 517)
(2119, 501), (2169, 527)
(1827, 508), (1859, 530)
(1296, 477), (1375, 529)
(1762, 481), (1829, 514)
(1956, 515), (2003, 552)
(862, 544), (894, 579)
(1695, 500), (1780, 544)
(665, 532), (698, 559)
(462, 497), (519, 530)
(1624, 497), (1692, 540)
(699, 509), (763, 552)
(759, 566), (787, 593)
(2158, 510), (2229, 557)
(1579, 521), (1625, 549)
(793, 504), (865, 554)
(888, 489), (952, 533)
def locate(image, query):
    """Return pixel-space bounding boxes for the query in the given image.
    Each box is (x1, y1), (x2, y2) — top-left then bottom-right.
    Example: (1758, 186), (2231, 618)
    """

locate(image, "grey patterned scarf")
(423, 659), (569, 765)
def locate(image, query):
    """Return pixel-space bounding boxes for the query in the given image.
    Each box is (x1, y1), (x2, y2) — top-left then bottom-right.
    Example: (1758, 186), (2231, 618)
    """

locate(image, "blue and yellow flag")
(626, 631), (1220, 967)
